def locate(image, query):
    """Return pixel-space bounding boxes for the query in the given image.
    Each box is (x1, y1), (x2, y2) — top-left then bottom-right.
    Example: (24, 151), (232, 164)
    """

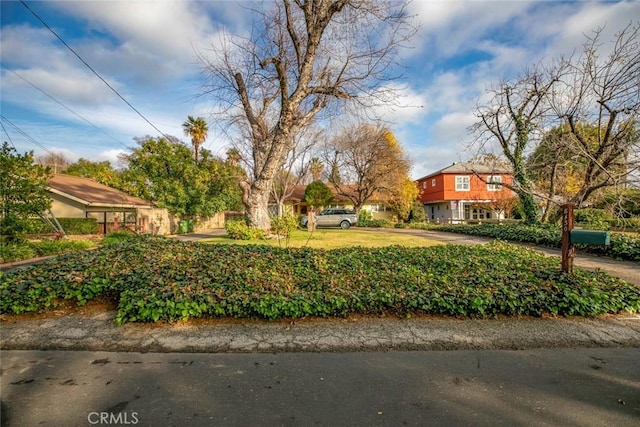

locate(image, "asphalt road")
(2, 348), (639, 427)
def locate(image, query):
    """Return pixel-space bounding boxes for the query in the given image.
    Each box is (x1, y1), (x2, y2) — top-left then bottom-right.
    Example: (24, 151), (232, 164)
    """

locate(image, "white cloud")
(97, 148), (128, 166)
(371, 84), (429, 125)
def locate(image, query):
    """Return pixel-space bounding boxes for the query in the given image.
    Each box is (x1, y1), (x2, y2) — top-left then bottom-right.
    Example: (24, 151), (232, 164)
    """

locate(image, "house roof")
(277, 184), (390, 204)
(48, 174), (154, 208)
(416, 161), (512, 181)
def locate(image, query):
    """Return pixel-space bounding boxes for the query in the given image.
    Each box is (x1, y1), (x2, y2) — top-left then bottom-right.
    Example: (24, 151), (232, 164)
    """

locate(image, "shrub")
(102, 230), (139, 246)
(358, 210), (374, 225)
(0, 242), (36, 263)
(271, 214), (299, 237)
(1, 237), (638, 322)
(225, 219), (265, 240)
(34, 239), (94, 256)
(357, 210), (393, 228)
(433, 223), (640, 261)
(575, 208), (613, 230)
(25, 218), (98, 235)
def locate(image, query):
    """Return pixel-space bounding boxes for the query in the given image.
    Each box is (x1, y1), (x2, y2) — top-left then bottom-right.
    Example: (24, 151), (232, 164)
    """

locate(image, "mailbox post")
(561, 204), (575, 274)
(561, 203), (611, 274)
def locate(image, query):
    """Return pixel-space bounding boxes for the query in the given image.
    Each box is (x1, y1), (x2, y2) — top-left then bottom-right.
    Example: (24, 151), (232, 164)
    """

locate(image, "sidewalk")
(1, 310), (639, 353)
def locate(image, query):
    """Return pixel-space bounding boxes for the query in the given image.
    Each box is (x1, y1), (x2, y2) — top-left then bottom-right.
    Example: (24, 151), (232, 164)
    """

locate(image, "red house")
(416, 162), (514, 222)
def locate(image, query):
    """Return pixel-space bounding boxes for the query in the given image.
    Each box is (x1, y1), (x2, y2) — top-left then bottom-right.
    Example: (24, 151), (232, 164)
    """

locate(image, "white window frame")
(369, 203), (388, 212)
(422, 181), (427, 189)
(431, 178), (436, 187)
(455, 176), (470, 191)
(487, 175), (502, 191)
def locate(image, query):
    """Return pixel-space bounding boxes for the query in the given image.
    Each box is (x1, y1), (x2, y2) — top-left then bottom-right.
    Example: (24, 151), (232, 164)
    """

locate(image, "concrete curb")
(2, 312), (639, 353)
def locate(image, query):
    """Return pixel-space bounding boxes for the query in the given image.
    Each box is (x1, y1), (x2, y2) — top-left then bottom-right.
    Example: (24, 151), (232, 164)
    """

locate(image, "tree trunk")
(513, 169), (539, 224)
(242, 179), (272, 230)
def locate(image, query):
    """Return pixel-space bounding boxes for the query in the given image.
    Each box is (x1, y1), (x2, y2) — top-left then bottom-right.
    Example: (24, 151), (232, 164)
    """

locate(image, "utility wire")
(2, 65), (131, 150)
(1, 121), (17, 149)
(0, 115), (54, 155)
(20, 0), (169, 139)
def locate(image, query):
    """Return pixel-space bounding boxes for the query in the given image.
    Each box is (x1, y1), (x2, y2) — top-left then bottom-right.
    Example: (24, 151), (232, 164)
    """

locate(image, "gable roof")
(416, 161), (512, 181)
(48, 174), (154, 208)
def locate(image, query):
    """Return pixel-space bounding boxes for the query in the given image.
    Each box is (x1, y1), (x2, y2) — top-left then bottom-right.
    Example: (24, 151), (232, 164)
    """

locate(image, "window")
(422, 181), (427, 189)
(369, 204), (388, 212)
(432, 178), (436, 187)
(487, 175), (502, 191)
(455, 176), (470, 191)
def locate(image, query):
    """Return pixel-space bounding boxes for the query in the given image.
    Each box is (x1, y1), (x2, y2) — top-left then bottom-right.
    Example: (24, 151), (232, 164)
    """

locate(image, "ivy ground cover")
(1, 236), (638, 324)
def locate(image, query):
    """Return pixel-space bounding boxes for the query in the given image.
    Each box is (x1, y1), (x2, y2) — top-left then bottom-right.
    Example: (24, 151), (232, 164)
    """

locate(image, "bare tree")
(198, 0), (416, 229)
(270, 127), (320, 216)
(36, 151), (70, 174)
(551, 24), (640, 210)
(470, 63), (566, 224)
(325, 122), (411, 213)
(471, 23), (640, 224)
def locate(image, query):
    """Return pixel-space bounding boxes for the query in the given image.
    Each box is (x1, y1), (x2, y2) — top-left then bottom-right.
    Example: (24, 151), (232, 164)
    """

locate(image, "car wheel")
(340, 220), (351, 229)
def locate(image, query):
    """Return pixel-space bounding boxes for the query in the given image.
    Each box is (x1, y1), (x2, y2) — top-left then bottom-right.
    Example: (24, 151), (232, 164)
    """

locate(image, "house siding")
(416, 165), (515, 223)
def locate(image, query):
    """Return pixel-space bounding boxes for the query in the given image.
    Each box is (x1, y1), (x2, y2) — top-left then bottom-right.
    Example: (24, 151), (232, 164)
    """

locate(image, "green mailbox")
(570, 229), (610, 246)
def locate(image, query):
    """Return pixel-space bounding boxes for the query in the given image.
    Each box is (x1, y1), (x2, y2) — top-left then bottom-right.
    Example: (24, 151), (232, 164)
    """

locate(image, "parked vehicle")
(300, 209), (358, 229)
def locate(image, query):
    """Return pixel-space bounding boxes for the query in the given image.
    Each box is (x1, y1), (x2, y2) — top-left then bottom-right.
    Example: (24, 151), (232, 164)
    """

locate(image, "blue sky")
(1, 0), (638, 179)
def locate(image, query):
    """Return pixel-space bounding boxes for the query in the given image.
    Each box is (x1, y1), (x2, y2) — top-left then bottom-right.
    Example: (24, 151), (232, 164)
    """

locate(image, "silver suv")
(300, 209), (357, 229)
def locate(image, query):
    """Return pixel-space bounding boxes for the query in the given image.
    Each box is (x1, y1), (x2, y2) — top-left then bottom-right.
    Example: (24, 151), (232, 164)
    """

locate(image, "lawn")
(200, 229), (442, 249)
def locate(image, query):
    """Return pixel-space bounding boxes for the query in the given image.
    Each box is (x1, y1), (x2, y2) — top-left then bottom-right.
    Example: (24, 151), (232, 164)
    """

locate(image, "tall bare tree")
(36, 151), (69, 174)
(471, 23), (640, 223)
(551, 24), (640, 209)
(270, 128), (319, 216)
(325, 123), (411, 213)
(471, 63), (566, 224)
(199, 0), (416, 229)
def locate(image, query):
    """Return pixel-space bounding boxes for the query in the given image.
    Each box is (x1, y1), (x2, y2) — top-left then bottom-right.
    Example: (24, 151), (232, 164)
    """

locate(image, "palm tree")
(182, 116), (208, 165)
(309, 157), (324, 182)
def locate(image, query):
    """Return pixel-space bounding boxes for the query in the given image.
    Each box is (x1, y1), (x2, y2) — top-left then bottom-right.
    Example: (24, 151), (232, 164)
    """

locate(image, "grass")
(200, 228), (442, 249)
(1, 238), (95, 263)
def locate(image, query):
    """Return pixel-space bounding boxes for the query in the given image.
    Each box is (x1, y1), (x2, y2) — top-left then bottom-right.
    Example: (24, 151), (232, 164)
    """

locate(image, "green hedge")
(1, 236), (637, 323)
(433, 223), (640, 262)
(26, 218), (98, 235)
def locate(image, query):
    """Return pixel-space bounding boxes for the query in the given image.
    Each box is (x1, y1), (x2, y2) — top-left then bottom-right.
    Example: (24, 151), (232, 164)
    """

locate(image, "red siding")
(418, 173), (513, 202)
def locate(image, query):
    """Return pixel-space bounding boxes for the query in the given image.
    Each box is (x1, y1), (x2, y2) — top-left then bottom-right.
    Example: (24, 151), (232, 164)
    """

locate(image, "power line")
(19, 0), (169, 139)
(2, 65), (131, 150)
(1, 121), (17, 149)
(0, 115), (54, 155)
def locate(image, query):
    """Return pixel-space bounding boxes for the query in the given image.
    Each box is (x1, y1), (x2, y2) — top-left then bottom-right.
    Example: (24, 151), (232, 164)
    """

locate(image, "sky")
(1, 0), (638, 180)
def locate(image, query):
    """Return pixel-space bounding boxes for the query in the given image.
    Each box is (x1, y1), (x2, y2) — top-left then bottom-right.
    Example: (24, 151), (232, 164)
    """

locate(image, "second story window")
(432, 178), (436, 187)
(455, 176), (470, 191)
(422, 181), (427, 189)
(487, 175), (502, 191)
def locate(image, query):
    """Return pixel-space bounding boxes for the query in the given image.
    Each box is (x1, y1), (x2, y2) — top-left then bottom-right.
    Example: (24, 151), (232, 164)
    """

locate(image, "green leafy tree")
(387, 177), (419, 222)
(182, 116), (209, 165)
(0, 142), (52, 239)
(66, 158), (122, 188)
(119, 136), (242, 216)
(304, 181), (334, 231)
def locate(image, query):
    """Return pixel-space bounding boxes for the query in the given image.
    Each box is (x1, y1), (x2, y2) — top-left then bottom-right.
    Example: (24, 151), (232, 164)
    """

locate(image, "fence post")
(561, 204), (574, 274)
